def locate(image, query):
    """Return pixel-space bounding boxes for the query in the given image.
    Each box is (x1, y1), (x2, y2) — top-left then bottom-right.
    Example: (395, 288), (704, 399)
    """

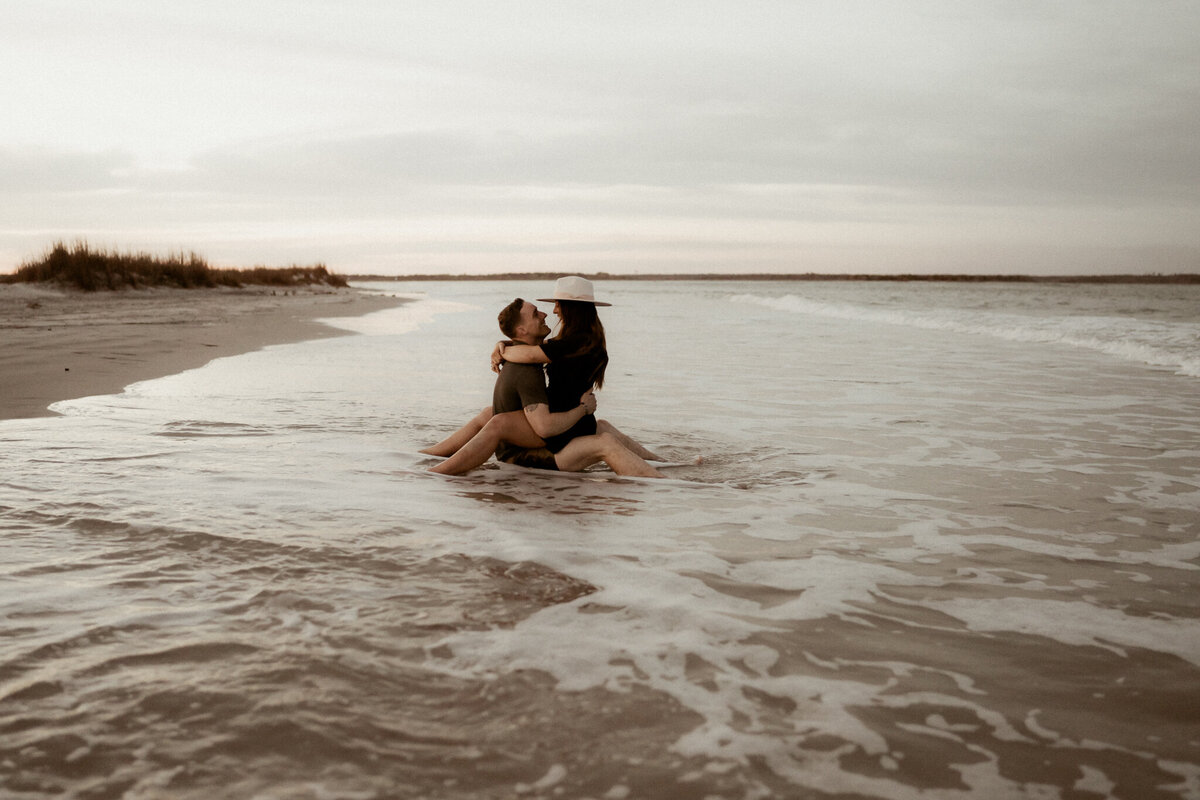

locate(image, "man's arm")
(522, 391), (596, 438)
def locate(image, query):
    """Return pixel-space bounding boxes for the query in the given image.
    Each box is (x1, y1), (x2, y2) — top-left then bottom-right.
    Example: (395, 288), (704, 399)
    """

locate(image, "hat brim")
(537, 296), (611, 307)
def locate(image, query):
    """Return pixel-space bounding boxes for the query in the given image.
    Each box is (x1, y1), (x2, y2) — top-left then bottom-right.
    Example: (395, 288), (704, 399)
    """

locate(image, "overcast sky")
(3, 0), (1198, 275)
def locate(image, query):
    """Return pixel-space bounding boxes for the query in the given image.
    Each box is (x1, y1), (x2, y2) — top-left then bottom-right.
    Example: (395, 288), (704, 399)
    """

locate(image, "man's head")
(497, 298), (551, 344)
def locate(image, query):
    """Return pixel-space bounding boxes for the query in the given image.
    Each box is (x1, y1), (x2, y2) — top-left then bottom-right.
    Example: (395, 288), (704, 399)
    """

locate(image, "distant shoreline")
(347, 272), (1200, 284)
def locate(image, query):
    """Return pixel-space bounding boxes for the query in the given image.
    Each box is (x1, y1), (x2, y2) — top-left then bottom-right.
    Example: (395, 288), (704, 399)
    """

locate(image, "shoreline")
(0, 284), (407, 422)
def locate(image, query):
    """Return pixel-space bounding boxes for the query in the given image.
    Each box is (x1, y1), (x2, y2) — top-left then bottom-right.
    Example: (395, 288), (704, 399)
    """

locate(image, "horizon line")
(345, 271), (1200, 284)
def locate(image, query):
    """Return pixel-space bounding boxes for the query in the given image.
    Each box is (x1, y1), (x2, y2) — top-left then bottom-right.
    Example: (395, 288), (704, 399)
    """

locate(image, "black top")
(537, 334), (606, 453)
(540, 335), (608, 412)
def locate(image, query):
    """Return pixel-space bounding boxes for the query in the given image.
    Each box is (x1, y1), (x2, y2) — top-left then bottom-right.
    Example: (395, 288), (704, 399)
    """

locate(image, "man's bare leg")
(595, 419), (664, 462)
(420, 406), (494, 456)
(553, 433), (665, 478)
(430, 411), (544, 475)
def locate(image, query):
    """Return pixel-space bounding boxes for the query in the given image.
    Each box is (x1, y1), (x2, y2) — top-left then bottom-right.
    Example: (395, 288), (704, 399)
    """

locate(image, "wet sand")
(0, 283), (406, 421)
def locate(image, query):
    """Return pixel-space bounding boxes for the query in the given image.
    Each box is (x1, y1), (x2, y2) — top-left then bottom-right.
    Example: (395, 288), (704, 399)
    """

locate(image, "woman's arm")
(501, 343), (549, 364)
(491, 342), (550, 373)
(524, 391), (595, 438)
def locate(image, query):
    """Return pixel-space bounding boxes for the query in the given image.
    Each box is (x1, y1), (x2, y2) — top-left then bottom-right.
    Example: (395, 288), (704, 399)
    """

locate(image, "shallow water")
(2, 280), (1199, 799)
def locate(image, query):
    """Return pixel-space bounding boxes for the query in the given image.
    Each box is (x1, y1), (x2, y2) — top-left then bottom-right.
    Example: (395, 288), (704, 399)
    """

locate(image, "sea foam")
(732, 291), (1200, 378)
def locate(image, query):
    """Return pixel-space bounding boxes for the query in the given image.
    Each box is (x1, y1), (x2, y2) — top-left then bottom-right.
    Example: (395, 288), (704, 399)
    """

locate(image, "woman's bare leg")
(553, 432), (664, 478)
(420, 406), (493, 456)
(430, 411), (545, 475)
(595, 419), (664, 461)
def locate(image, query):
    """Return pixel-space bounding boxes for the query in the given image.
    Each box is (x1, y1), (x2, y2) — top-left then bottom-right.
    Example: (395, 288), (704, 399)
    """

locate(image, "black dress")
(538, 335), (607, 453)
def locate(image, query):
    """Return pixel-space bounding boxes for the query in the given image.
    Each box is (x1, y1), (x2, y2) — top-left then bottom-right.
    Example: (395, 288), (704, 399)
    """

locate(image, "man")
(424, 298), (663, 477)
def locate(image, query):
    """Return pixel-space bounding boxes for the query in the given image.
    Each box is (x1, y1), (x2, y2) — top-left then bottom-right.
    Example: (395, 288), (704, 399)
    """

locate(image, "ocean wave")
(154, 420), (274, 438)
(732, 293), (1200, 378)
(7, 280), (1200, 798)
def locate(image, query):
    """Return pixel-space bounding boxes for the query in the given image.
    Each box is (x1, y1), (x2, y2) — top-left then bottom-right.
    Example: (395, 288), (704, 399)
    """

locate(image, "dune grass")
(3, 241), (349, 291)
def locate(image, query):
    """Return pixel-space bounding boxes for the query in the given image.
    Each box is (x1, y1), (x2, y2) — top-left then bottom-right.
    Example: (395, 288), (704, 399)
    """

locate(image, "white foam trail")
(320, 296), (476, 336)
(920, 596), (1200, 667)
(733, 293), (1200, 378)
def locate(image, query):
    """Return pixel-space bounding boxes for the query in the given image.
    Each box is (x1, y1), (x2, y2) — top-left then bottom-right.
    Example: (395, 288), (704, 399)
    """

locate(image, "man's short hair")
(498, 298), (525, 338)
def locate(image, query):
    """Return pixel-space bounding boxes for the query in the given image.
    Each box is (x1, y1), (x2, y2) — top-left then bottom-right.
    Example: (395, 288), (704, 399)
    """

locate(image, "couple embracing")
(422, 276), (666, 478)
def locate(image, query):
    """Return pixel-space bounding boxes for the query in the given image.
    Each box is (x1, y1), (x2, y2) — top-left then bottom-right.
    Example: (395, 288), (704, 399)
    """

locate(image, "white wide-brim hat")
(537, 275), (611, 306)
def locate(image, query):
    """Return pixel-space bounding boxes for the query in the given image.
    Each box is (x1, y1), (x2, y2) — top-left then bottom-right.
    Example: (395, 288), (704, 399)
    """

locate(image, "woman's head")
(553, 299), (602, 337)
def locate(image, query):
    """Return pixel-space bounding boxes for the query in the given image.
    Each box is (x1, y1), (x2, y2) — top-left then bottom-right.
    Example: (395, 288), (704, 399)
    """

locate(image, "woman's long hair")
(550, 300), (608, 389)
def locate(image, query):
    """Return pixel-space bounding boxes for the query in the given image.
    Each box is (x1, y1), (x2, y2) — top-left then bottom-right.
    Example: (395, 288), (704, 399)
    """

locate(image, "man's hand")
(490, 341), (507, 374)
(580, 390), (597, 415)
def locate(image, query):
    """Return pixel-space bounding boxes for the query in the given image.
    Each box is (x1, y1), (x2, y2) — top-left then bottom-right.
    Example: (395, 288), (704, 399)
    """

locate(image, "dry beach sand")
(1, 283), (404, 421)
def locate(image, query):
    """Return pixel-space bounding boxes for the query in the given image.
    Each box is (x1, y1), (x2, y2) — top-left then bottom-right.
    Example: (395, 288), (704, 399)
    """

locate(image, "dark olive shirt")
(491, 362), (549, 463)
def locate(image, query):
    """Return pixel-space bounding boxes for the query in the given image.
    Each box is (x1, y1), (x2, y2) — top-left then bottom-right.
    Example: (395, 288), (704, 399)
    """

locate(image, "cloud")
(0, 147), (134, 193)
(2, 1), (1199, 274)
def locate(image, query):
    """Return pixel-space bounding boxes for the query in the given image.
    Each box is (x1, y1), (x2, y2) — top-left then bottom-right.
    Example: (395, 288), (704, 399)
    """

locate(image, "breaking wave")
(733, 292), (1200, 378)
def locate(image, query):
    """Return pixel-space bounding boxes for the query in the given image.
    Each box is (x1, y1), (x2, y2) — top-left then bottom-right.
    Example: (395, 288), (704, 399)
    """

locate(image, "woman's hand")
(580, 390), (597, 415)
(490, 341), (507, 373)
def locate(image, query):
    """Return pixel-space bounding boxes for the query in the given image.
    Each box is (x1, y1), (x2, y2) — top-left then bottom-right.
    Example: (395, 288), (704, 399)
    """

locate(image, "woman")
(423, 277), (661, 474)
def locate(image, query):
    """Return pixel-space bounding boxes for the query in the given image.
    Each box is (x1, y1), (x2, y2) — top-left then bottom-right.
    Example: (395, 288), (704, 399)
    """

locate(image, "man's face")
(518, 301), (551, 342)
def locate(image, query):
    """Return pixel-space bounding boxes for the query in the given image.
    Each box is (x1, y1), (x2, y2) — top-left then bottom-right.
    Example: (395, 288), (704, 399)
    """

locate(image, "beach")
(2, 278), (1198, 799)
(0, 283), (406, 420)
